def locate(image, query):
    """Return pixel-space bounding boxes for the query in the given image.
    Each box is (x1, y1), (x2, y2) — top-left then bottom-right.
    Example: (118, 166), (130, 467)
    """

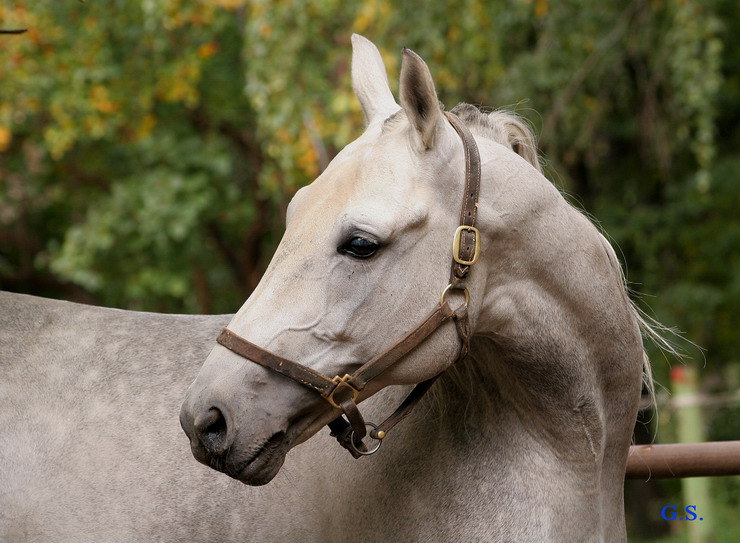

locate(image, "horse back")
(0, 292), (246, 542)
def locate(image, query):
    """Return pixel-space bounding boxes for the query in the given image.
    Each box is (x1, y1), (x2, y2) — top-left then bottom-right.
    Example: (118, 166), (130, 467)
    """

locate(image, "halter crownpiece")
(216, 111), (481, 458)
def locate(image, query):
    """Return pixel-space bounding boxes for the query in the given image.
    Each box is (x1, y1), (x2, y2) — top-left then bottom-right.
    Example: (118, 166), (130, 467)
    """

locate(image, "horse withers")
(181, 35), (651, 541)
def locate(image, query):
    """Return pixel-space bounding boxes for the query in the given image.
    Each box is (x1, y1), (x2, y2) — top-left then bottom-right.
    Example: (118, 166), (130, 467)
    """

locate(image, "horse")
(180, 34), (655, 542)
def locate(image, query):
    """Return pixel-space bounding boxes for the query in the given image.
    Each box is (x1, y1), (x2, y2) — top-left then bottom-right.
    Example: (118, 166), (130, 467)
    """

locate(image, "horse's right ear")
(351, 34), (400, 125)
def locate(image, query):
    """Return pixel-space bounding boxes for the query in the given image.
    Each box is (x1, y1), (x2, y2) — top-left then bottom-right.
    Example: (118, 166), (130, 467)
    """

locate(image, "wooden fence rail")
(625, 440), (740, 479)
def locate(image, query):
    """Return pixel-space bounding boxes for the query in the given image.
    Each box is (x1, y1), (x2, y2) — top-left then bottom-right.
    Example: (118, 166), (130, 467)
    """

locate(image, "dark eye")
(338, 236), (380, 259)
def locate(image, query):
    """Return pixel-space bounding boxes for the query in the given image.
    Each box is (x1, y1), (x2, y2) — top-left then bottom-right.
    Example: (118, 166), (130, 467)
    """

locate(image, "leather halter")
(217, 111), (481, 458)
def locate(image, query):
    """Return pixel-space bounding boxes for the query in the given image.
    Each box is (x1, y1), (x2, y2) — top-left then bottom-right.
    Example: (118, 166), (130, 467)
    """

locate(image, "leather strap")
(370, 375), (440, 438)
(216, 111), (481, 458)
(217, 302), (454, 398)
(348, 302), (454, 389)
(445, 111), (481, 281)
(217, 302), (458, 455)
(217, 328), (336, 396)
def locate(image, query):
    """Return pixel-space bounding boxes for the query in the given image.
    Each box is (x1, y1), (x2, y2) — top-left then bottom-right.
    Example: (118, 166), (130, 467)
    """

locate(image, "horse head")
(180, 38), (645, 537)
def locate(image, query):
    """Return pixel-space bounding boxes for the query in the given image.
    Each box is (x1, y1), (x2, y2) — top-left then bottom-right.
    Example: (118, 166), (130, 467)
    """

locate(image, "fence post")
(672, 365), (715, 543)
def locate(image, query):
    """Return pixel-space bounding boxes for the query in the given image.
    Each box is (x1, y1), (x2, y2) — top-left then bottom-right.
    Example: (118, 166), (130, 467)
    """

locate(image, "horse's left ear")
(351, 34), (400, 125)
(399, 48), (444, 150)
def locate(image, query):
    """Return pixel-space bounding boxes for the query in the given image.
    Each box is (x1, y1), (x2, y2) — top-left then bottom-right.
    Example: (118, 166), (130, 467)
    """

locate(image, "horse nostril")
(194, 407), (230, 455)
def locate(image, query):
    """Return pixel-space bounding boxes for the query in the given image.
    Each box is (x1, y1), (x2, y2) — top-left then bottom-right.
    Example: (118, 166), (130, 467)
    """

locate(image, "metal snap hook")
(348, 422), (383, 456)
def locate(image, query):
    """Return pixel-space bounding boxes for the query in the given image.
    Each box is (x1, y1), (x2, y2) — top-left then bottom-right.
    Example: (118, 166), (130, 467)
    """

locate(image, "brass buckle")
(326, 374), (360, 409)
(452, 225), (481, 265)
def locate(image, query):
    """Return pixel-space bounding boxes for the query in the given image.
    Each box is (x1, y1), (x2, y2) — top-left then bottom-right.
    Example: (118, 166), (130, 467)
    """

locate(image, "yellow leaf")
(535, 0), (548, 18)
(297, 145), (319, 178)
(259, 22), (272, 38)
(0, 126), (11, 151)
(197, 42), (219, 59)
(214, 0), (245, 9)
(136, 114), (156, 141)
(90, 85), (119, 114)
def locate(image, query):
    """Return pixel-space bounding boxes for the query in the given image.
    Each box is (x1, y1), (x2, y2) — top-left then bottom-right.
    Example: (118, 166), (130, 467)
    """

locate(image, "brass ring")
(440, 283), (470, 308)
(348, 422), (383, 456)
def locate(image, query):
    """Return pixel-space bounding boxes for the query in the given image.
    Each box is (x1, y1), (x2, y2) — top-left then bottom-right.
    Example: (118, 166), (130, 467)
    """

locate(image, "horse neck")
(388, 325), (633, 539)
(468, 139), (643, 463)
(428, 141), (643, 527)
(431, 336), (610, 475)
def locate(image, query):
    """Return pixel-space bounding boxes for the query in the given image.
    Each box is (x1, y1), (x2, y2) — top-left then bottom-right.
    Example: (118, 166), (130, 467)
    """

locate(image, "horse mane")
(449, 103), (542, 173)
(455, 103), (681, 406)
(382, 102), (672, 421)
(597, 233), (660, 407)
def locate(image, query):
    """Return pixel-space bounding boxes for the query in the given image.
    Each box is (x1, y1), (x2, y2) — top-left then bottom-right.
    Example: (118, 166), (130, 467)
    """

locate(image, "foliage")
(2, 0), (736, 384)
(1, 0), (268, 312)
(243, 0), (737, 382)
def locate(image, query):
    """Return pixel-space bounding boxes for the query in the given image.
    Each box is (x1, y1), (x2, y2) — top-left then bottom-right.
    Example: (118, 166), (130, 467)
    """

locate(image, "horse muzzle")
(179, 398), (292, 485)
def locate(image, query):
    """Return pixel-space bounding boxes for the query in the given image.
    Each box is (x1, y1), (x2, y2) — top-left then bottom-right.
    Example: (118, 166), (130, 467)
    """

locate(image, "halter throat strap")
(216, 111), (481, 458)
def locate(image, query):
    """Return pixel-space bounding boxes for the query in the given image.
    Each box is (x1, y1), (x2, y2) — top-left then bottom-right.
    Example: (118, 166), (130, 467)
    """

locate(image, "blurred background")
(0, 1), (737, 540)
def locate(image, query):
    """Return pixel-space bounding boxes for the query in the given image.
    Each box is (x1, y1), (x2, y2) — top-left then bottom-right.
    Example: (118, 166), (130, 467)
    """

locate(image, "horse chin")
(235, 450), (287, 486)
(235, 408), (340, 485)
(231, 431), (291, 486)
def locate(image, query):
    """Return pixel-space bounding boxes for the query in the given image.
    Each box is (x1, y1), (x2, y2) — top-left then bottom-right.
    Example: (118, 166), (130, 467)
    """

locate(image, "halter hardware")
(216, 111), (481, 459)
(325, 374), (360, 409)
(440, 283), (470, 307)
(452, 225), (481, 265)
(348, 422), (383, 456)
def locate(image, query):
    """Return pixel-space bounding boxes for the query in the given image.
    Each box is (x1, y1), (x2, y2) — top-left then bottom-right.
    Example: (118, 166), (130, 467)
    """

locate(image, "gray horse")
(0, 292), (237, 541)
(2, 35), (658, 542)
(180, 35), (657, 542)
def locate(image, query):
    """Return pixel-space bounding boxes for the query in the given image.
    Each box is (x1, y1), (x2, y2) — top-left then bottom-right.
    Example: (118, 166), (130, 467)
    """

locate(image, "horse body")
(0, 292), (250, 541)
(180, 35), (646, 542)
(0, 289), (640, 542)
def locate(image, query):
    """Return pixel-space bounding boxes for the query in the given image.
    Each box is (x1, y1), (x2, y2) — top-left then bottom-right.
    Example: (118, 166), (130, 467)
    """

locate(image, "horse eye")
(338, 236), (380, 259)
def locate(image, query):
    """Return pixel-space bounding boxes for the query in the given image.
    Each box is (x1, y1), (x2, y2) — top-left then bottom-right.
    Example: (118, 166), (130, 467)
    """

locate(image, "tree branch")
(206, 220), (249, 296)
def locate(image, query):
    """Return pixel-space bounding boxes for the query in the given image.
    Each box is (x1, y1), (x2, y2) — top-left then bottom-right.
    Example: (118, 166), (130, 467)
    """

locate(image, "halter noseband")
(216, 111), (481, 458)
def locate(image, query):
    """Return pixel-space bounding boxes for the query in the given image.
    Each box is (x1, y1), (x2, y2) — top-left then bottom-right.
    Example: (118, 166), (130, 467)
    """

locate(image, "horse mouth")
(230, 431), (288, 485)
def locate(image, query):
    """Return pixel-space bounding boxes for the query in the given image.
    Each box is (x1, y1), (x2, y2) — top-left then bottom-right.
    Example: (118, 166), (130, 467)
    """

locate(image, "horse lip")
(230, 406), (328, 484)
(217, 404), (336, 484)
(230, 431), (288, 483)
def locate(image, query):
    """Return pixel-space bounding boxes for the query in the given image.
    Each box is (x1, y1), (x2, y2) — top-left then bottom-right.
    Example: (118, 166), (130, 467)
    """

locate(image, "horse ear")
(399, 48), (443, 149)
(351, 34), (400, 125)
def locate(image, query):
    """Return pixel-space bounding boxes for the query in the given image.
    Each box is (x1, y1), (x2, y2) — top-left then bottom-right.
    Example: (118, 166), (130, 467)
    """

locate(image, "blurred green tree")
(243, 0), (737, 378)
(1, 0), (274, 312)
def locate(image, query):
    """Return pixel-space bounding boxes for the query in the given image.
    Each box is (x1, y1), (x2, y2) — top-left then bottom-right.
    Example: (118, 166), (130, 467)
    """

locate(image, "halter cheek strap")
(216, 111), (481, 458)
